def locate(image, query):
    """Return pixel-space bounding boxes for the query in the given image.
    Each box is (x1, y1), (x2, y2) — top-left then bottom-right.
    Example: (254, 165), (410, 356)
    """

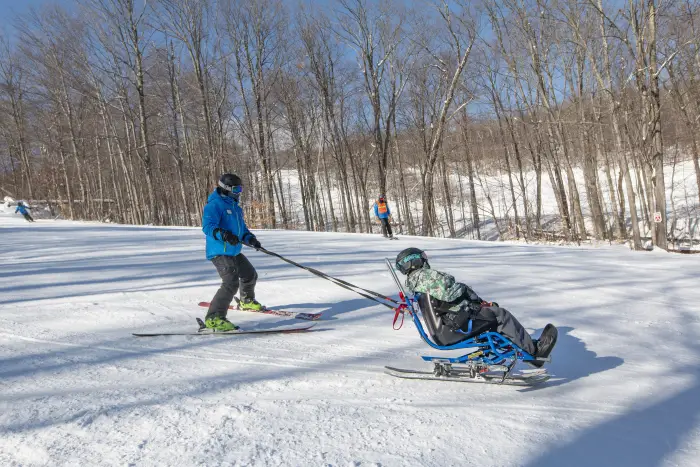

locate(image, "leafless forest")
(1, 0), (700, 250)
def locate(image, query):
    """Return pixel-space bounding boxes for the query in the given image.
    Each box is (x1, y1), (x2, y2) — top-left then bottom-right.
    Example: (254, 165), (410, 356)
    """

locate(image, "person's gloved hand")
(444, 311), (471, 331)
(214, 228), (239, 245)
(481, 300), (499, 308)
(247, 236), (262, 250)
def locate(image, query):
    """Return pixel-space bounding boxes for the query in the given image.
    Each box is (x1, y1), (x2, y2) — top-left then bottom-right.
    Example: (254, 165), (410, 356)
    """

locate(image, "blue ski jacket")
(374, 200), (391, 219)
(15, 204), (28, 215)
(201, 190), (255, 260)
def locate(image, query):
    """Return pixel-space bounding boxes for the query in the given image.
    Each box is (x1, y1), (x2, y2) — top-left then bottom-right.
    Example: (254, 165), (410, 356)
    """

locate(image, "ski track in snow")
(1, 217), (700, 466)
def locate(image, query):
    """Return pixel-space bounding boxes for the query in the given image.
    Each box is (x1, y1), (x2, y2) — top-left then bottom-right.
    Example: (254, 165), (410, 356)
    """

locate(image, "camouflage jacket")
(405, 267), (482, 312)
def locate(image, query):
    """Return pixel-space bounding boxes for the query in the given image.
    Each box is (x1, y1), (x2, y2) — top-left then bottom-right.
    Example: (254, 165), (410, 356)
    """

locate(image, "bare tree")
(221, 0), (286, 228)
(336, 0), (405, 198)
(408, 0), (475, 236)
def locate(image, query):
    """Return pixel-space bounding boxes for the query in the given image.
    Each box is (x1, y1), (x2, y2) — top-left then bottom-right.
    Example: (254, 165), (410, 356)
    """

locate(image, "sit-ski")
(384, 259), (552, 386)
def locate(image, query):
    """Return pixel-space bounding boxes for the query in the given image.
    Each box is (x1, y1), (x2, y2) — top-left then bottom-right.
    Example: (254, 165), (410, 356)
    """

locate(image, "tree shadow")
(523, 375), (700, 467)
(520, 326), (624, 392)
(0, 325), (417, 435)
(524, 314), (700, 466)
(278, 298), (382, 321)
(0, 294), (392, 382)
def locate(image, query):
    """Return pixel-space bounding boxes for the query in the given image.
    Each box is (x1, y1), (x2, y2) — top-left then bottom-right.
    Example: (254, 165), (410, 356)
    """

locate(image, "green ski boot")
(204, 317), (239, 332)
(239, 298), (264, 311)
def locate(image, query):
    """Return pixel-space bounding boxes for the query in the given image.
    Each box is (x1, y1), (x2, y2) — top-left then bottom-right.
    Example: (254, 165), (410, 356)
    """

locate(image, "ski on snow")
(197, 300), (322, 321)
(384, 366), (550, 386)
(132, 318), (316, 337)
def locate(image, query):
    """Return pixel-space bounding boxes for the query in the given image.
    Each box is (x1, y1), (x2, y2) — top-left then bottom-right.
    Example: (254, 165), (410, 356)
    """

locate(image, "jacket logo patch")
(226, 209), (232, 215)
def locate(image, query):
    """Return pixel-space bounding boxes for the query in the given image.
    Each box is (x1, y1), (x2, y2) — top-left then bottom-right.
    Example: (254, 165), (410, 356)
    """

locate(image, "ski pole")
(257, 247), (400, 309)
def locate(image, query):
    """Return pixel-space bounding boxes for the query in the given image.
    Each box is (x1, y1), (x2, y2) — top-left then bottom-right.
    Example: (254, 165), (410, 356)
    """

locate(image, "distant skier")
(201, 173), (264, 331)
(395, 247), (557, 366)
(15, 201), (34, 222)
(373, 195), (394, 239)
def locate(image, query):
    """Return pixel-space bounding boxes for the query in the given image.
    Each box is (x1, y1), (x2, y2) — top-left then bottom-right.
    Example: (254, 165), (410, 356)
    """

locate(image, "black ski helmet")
(218, 173), (242, 198)
(395, 247), (428, 275)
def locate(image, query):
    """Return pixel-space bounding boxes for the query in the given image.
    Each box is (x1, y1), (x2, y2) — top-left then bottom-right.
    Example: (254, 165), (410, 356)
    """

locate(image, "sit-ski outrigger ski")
(384, 256), (556, 386)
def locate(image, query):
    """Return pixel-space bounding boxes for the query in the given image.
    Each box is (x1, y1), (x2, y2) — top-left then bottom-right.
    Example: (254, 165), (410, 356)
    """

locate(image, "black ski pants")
(380, 218), (393, 238)
(440, 304), (536, 355)
(470, 306), (536, 356)
(206, 253), (257, 320)
(23, 213), (34, 222)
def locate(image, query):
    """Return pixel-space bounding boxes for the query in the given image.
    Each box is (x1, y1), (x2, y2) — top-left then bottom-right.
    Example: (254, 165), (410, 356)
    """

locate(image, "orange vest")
(377, 201), (388, 214)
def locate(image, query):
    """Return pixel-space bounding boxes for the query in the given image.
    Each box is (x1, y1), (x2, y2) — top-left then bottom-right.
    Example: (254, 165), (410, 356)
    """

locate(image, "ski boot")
(239, 298), (264, 311)
(204, 317), (239, 332)
(530, 324), (558, 367)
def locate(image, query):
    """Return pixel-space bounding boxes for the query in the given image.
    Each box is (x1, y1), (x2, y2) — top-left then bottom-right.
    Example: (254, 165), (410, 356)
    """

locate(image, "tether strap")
(393, 303), (409, 329)
(258, 247), (399, 310)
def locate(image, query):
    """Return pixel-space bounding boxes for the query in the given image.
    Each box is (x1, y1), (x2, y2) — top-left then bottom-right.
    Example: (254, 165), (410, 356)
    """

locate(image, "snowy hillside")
(278, 159), (700, 244)
(1, 216), (700, 466)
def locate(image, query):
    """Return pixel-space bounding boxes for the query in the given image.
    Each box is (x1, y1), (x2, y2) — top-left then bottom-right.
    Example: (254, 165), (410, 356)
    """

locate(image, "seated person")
(395, 248), (557, 364)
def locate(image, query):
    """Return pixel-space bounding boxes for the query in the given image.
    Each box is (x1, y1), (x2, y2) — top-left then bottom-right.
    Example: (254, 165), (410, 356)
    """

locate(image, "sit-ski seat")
(416, 293), (497, 346)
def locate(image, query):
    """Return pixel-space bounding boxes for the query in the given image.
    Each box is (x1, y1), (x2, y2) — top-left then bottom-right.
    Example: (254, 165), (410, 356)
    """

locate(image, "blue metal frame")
(405, 297), (538, 366)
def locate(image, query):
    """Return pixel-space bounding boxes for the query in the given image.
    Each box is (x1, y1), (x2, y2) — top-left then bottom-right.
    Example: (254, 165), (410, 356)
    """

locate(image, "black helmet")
(218, 173), (243, 199)
(395, 247), (428, 275)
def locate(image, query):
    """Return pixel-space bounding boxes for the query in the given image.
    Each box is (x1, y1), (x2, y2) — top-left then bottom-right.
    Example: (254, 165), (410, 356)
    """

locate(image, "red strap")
(393, 307), (404, 330)
(392, 302), (411, 330)
(392, 292), (413, 330)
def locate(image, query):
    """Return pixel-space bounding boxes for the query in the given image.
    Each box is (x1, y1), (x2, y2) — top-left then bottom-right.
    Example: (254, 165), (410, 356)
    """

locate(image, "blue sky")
(0, 0), (66, 32)
(0, 0), (50, 21)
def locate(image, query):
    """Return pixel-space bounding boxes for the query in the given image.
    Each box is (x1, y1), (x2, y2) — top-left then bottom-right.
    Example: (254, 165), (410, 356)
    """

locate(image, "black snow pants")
(471, 305), (536, 356)
(441, 304), (537, 356)
(380, 218), (393, 238)
(206, 254), (258, 320)
(23, 213), (34, 222)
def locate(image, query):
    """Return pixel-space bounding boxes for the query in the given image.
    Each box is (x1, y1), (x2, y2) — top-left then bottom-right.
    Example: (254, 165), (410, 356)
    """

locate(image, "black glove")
(247, 236), (262, 250)
(442, 311), (472, 332)
(467, 301), (483, 314)
(214, 228), (239, 245)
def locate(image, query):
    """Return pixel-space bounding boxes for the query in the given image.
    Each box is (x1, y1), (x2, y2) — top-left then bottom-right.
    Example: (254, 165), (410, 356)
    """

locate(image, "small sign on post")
(653, 212), (662, 223)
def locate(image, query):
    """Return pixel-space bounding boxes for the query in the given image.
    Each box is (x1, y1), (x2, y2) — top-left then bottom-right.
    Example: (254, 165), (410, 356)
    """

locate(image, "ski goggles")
(218, 181), (243, 194)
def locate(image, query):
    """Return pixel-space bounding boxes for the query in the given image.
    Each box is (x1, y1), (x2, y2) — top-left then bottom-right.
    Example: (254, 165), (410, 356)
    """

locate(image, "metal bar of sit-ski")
(260, 248), (399, 308)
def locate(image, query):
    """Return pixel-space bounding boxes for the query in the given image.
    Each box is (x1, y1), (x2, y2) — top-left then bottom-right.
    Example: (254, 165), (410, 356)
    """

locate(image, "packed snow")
(1, 215), (700, 466)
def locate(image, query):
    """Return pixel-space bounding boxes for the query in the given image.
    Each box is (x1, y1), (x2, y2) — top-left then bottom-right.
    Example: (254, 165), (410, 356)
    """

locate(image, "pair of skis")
(384, 366), (550, 386)
(133, 318), (315, 337)
(132, 301), (321, 337)
(198, 299), (322, 321)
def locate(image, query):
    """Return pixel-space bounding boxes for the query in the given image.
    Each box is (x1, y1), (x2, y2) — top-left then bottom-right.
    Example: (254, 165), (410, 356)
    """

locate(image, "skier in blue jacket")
(15, 202), (34, 222)
(201, 173), (263, 331)
(373, 195), (393, 238)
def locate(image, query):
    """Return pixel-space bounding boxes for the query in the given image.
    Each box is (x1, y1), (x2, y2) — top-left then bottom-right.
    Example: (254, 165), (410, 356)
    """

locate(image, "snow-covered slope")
(1, 217), (699, 466)
(279, 159), (700, 242)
